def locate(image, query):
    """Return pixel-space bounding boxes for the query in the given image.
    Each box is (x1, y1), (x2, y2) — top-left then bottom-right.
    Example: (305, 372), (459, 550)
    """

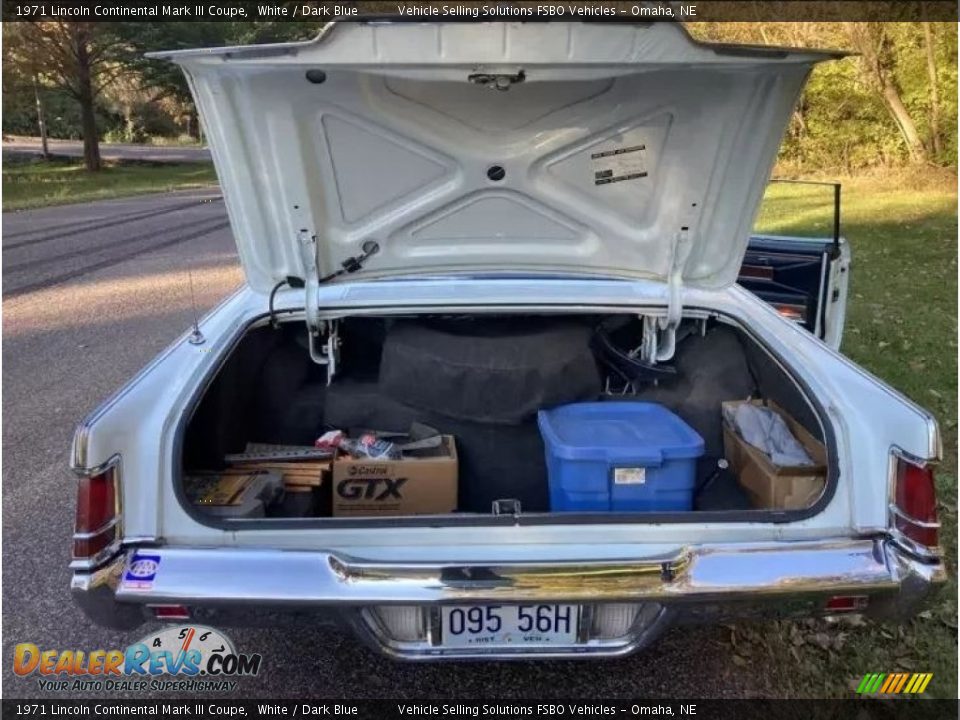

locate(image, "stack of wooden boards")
(225, 443), (332, 497)
(226, 460), (328, 495)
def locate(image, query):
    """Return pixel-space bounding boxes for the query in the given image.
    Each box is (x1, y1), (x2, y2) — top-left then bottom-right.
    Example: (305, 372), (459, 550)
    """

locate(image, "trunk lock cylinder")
(468, 70), (525, 91)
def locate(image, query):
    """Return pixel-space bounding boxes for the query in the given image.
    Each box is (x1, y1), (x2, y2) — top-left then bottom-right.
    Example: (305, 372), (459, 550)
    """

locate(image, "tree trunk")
(880, 78), (928, 163)
(75, 35), (101, 172)
(847, 23), (929, 164)
(78, 87), (101, 171)
(32, 75), (50, 159)
(124, 106), (137, 143)
(189, 108), (200, 140)
(922, 23), (942, 157)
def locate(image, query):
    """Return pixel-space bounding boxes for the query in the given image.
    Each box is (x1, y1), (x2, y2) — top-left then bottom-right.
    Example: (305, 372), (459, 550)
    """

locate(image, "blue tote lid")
(538, 402), (705, 464)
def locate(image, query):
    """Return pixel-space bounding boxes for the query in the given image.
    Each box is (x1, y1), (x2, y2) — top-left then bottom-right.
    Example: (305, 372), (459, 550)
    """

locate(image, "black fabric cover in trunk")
(379, 318), (601, 425)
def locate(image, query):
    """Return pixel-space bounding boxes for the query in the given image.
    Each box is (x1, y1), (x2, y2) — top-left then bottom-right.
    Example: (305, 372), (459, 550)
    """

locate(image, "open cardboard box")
(332, 435), (458, 516)
(721, 399), (827, 510)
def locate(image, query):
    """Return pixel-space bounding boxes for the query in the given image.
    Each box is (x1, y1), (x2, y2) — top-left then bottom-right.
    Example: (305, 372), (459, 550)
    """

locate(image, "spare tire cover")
(379, 318), (601, 424)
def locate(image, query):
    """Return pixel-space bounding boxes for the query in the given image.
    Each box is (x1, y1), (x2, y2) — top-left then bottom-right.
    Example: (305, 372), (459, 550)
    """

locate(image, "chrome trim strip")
(69, 539), (123, 571)
(72, 516), (119, 541)
(889, 504), (942, 530)
(72, 453), (122, 480)
(887, 530), (943, 564)
(891, 445), (938, 468)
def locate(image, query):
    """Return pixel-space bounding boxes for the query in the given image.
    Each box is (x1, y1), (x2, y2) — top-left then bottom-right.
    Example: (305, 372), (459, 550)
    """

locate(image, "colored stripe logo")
(856, 672), (933, 694)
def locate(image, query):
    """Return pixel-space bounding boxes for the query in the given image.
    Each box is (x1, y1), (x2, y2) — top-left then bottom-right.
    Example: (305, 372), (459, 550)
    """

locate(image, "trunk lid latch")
(468, 69), (525, 91)
(492, 499), (522, 517)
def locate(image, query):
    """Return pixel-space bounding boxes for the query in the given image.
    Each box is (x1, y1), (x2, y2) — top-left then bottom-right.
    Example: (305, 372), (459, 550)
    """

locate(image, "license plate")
(440, 604), (579, 648)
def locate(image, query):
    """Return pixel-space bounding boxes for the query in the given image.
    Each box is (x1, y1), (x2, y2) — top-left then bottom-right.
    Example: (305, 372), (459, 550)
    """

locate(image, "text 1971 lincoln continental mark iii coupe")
(70, 20), (944, 660)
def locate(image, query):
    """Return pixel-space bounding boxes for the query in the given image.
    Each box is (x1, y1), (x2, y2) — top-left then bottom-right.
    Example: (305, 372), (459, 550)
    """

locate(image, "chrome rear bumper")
(72, 537), (945, 659)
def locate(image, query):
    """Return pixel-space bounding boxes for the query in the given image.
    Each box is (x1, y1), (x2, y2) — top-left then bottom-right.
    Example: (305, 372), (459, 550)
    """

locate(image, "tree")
(922, 23), (942, 156)
(844, 22), (929, 164)
(4, 24), (51, 156)
(688, 21), (956, 170)
(107, 21), (321, 139)
(32, 74), (50, 158)
(12, 22), (126, 171)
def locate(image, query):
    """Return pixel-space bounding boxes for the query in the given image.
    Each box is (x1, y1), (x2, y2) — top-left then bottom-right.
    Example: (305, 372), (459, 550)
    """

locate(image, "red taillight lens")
(73, 465), (119, 560)
(893, 458), (939, 548)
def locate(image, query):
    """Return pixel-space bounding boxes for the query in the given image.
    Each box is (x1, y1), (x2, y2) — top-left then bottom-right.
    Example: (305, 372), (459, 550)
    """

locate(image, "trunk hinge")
(641, 227), (693, 364)
(298, 228), (320, 335)
(297, 229), (340, 383)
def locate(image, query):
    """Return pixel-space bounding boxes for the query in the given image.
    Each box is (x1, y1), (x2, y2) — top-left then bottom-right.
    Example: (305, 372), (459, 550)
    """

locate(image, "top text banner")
(2, 1), (958, 23)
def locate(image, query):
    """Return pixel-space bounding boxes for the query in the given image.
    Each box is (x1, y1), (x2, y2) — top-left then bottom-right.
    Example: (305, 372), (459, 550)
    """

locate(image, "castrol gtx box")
(332, 436), (457, 516)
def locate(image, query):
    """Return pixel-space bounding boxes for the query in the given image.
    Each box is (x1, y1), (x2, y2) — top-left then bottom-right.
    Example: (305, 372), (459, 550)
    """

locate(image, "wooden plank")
(236, 462), (330, 473)
(280, 476), (324, 487)
(283, 484), (315, 494)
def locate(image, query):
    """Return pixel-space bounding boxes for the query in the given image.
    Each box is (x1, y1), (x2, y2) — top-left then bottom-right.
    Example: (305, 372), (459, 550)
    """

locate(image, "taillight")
(73, 460), (120, 561)
(892, 456), (939, 549)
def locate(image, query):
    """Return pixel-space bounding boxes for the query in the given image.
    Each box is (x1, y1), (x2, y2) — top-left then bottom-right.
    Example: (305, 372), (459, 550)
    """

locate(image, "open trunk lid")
(151, 21), (843, 293)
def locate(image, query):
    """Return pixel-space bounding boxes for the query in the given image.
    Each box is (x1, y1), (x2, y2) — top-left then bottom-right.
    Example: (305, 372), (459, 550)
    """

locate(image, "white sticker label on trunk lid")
(592, 144), (648, 185)
(614, 467), (646, 485)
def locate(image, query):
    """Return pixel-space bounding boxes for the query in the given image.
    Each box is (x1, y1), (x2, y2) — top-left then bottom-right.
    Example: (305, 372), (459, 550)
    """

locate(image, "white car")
(71, 21), (943, 660)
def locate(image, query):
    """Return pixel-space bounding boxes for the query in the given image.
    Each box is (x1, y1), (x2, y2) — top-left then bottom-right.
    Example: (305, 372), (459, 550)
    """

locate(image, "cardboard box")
(721, 400), (827, 510)
(332, 436), (458, 516)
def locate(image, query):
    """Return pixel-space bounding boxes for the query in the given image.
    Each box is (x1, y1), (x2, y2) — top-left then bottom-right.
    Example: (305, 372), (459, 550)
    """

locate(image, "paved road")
(1, 191), (764, 700)
(3, 136), (211, 163)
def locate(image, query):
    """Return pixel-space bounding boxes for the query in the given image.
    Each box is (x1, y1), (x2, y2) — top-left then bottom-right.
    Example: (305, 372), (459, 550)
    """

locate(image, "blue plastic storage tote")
(537, 402), (705, 512)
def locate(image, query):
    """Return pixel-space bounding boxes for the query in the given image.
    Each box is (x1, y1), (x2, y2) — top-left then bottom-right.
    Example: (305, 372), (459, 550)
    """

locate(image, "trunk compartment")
(180, 310), (832, 525)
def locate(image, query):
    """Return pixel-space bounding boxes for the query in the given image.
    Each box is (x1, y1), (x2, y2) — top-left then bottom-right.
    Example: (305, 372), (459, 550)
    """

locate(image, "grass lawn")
(2, 155), (217, 211)
(738, 175), (958, 697)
